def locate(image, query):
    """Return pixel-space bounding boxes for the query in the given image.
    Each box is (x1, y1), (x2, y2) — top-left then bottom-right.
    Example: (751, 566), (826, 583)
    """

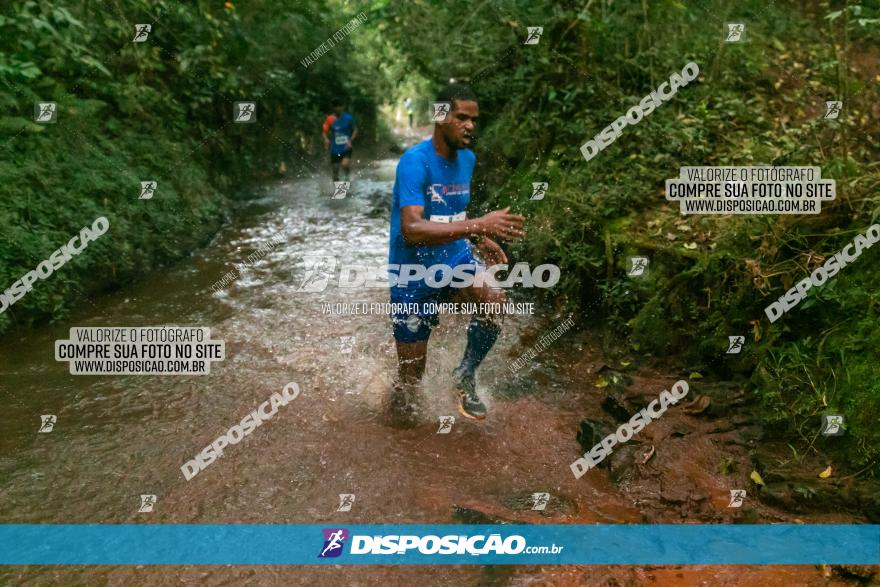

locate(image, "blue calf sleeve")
(457, 316), (501, 378)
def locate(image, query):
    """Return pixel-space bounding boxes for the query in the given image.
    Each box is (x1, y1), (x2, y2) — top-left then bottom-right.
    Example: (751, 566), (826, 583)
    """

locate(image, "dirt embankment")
(529, 328), (880, 584)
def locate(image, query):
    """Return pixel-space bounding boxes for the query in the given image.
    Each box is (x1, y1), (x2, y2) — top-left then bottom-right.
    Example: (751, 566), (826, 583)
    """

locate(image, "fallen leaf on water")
(642, 445), (655, 464)
(750, 469), (766, 486)
(819, 465), (833, 479)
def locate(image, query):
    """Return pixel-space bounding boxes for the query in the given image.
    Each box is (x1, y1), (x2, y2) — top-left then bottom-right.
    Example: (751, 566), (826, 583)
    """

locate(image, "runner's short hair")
(436, 84), (477, 110)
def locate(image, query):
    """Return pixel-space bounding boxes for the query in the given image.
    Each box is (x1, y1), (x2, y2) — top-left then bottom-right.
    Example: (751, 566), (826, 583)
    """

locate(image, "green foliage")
(0, 0), (387, 332)
(380, 0), (880, 471)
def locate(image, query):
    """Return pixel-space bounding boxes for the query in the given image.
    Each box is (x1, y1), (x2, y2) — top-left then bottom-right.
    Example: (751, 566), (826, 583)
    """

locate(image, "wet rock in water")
(593, 578), (638, 587)
(367, 189), (386, 201)
(703, 384), (754, 418)
(601, 390), (635, 423)
(451, 506), (513, 525)
(759, 476), (880, 521)
(659, 484), (705, 506)
(707, 415), (756, 437)
(833, 565), (878, 581)
(730, 414), (754, 425)
(670, 422), (694, 437)
(690, 489), (710, 503)
(704, 420), (736, 435)
(856, 483), (880, 523)
(737, 424), (763, 444)
(595, 365), (634, 387)
(608, 444), (641, 484)
(498, 491), (578, 515)
(577, 419), (611, 454)
(758, 480), (838, 512)
(367, 206), (387, 219)
(501, 492), (546, 512)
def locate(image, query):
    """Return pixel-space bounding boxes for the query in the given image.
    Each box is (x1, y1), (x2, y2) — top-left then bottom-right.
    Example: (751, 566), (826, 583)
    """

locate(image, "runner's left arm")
(348, 122), (358, 148)
(473, 236), (507, 265)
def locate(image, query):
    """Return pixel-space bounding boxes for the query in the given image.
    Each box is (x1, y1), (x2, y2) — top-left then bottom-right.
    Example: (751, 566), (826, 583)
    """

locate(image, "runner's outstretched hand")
(476, 207), (525, 242)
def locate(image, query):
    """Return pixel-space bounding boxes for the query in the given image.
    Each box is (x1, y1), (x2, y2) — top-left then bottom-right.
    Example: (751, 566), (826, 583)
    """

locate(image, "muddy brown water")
(0, 151), (865, 585)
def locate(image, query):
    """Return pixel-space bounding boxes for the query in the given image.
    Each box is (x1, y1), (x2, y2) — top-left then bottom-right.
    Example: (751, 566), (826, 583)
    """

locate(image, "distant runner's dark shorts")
(331, 149), (352, 163)
(390, 248), (485, 343)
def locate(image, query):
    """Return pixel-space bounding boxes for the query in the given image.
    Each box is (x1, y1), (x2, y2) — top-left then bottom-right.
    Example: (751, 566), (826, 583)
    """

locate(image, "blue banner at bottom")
(0, 524), (877, 565)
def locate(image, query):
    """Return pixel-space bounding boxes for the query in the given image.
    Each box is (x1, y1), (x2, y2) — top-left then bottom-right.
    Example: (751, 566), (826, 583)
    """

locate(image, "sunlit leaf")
(750, 470), (765, 486)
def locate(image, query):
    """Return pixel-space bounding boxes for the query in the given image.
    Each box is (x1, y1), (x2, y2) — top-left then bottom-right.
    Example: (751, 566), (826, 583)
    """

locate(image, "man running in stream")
(388, 83), (525, 421)
(322, 101), (357, 181)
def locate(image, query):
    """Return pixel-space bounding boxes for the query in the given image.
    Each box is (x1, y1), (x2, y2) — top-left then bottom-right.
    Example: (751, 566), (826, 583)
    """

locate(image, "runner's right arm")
(322, 115), (334, 148)
(401, 206), (525, 246)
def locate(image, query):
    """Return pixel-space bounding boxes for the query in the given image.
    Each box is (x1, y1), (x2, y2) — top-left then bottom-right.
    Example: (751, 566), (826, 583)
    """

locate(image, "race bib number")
(335, 135), (349, 145)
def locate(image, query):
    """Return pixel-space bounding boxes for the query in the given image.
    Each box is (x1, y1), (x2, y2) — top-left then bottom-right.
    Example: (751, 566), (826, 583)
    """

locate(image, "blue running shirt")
(329, 113), (355, 155)
(389, 138), (476, 293)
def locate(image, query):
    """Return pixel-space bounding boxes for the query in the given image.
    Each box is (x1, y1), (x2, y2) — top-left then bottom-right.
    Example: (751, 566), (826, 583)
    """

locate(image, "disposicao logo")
(319, 528), (349, 558)
(317, 530), (563, 557)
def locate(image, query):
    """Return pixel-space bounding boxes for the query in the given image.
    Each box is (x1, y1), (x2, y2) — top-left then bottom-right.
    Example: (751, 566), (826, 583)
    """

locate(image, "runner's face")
(443, 100), (478, 148)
